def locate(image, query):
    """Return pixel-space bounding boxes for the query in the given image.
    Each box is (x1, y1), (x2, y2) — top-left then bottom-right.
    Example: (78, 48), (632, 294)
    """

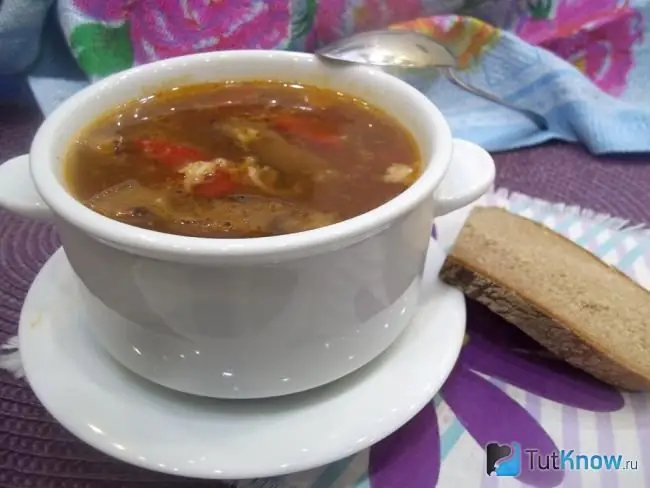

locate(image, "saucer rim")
(19, 244), (465, 479)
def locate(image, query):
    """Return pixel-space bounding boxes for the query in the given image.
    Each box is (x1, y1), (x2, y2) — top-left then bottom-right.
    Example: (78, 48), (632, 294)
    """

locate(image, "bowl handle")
(433, 139), (495, 217)
(0, 154), (53, 221)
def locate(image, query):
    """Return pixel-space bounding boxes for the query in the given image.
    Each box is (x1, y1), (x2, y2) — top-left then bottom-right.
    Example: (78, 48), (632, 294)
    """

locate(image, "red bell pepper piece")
(136, 139), (208, 167)
(272, 114), (341, 144)
(193, 172), (236, 198)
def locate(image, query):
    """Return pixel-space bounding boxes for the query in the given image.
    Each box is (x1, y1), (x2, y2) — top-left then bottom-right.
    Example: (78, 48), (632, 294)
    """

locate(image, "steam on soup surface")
(65, 81), (421, 238)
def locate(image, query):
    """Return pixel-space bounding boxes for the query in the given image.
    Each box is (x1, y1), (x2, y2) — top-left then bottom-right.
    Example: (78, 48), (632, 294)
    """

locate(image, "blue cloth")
(0, 0), (54, 103)
(402, 29), (650, 153)
(0, 0), (53, 74)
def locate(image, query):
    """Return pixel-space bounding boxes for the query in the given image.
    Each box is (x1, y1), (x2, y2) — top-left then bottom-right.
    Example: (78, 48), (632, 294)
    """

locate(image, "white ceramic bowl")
(0, 50), (494, 398)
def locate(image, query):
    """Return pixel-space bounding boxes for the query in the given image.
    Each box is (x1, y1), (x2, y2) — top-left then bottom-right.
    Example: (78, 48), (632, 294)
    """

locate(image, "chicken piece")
(246, 165), (276, 192)
(178, 160), (219, 192)
(219, 121), (328, 176)
(178, 158), (234, 193)
(245, 164), (305, 198)
(229, 125), (259, 145)
(383, 163), (414, 184)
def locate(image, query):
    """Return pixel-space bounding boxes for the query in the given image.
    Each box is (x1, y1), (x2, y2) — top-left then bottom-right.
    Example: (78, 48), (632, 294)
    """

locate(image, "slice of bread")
(439, 206), (650, 391)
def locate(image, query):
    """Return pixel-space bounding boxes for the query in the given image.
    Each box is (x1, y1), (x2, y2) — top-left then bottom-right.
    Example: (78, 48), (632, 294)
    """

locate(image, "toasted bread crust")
(439, 207), (650, 391)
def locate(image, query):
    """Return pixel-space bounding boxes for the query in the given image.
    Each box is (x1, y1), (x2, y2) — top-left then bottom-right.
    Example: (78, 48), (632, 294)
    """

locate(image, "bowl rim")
(30, 50), (452, 263)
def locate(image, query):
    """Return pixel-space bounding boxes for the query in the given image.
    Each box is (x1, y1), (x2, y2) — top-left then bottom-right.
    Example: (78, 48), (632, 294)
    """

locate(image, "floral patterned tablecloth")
(25, 0), (650, 153)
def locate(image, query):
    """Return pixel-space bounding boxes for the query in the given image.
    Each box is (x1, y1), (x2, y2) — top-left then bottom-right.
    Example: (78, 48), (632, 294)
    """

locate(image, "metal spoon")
(316, 29), (547, 129)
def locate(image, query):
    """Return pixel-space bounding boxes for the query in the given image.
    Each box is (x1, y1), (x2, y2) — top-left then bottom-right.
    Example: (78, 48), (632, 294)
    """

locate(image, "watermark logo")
(486, 442), (522, 477)
(527, 449), (638, 472)
(484, 443), (638, 477)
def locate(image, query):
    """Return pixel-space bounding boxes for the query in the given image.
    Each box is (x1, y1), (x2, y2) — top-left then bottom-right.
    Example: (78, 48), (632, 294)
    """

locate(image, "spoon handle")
(442, 68), (547, 130)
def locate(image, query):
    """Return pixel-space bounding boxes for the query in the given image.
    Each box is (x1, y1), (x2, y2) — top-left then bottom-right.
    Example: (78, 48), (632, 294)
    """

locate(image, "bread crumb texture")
(439, 206), (650, 391)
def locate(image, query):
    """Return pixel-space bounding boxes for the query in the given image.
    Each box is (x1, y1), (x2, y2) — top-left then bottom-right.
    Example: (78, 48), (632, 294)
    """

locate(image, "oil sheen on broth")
(64, 81), (421, 238)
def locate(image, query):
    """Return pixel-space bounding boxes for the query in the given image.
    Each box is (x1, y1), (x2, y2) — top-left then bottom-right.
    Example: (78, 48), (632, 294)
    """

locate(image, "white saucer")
(19, 241), (465, 479)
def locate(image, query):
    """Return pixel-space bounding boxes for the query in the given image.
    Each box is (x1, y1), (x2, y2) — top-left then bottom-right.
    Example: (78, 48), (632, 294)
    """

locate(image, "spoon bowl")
(316, 29), (547, 129)
(316, 29), (457, 69)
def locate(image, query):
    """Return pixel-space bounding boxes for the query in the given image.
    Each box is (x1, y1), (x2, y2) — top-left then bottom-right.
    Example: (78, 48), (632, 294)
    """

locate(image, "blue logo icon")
(486, 442), (522, 477)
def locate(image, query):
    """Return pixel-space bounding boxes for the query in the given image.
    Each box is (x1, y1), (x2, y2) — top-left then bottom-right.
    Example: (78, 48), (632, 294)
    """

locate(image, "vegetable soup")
(64, 81), (421, 238)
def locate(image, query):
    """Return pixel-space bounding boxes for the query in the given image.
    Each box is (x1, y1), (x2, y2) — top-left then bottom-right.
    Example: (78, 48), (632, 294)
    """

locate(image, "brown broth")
(64, 81), (421, 238)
